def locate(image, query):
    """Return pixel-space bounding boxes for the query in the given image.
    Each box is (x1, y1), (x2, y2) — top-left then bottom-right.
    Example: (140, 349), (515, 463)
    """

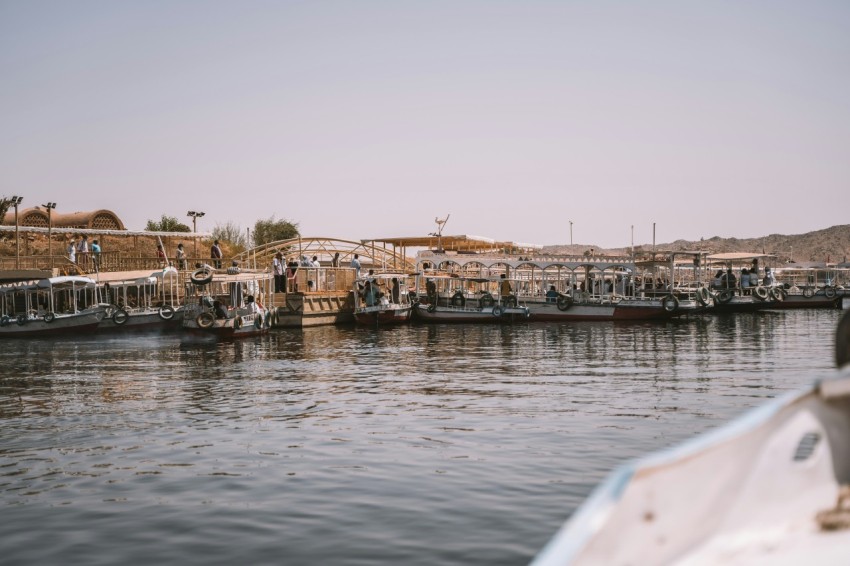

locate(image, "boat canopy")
(707, 252), (774, 261)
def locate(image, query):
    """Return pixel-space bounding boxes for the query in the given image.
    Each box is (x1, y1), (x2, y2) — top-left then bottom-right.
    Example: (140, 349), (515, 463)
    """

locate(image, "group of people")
(358, 270), (402, 307)
(711, 264), (776, 293)
(67, 235), (102, 271)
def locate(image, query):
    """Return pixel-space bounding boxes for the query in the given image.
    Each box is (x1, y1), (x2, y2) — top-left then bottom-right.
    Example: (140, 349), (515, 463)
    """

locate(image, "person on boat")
(741, 268), (750, 295)
(287, 258), (299, 291)
(91, 239), (102, 272)
(210, 240), (223, 269)
(500, 274), (512, 300)
(363, 280), (378, 307)
(213, 300), (229, 319)
(391, 278), (400, 304)
(725, 268), (737, 289)
(749, 267), (759, 288)
(273, 252), (285, 293)
(425, 278), (436, 299)
(331, 252), (340, 268)
(546, 285), (559, 303)
(764, 267), (776, 286)
(712, 270), (724, 289)
(176, 243), (187, 270)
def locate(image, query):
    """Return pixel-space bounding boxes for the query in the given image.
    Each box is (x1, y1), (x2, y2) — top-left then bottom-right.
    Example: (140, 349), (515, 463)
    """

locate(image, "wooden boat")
(181, 267), (273, 338)
(412, 274), (530, 323)
(353, 272), (414, 326)
(95, 267), (184, 330)
(766, 264), (848, 310)
(533, 311), (850, 566)
(0, 276), (106, 337)
(706, 253), (781, 313)
(526, 251), (713, 321)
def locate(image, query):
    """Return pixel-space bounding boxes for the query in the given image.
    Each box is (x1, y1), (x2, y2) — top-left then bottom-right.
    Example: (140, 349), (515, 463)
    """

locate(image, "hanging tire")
(696, 287), (711, 306)
(0, 315), (10, 327)
(556, 295), (573, 311)
(662, 295), (679, 313)
(803, 287), (815, 298)
(479, 292), (495, 308)
(44, 312), (56, 323)
(753, 286), (769, 301)
(158, 305), (175, 320)
(426, 303), (437, 313)
(492, 305), (504, 317)
(770, 287), (785, 301)
(824, 286), (837, 299)
(717, 290), (734, 304)
(16, 314), (27, 326)
(196, 312), (215, 329)
(113, 309), (129, 325)
(451, 291), (466, 307)
(190, 268), (214, 286)
(503, 295), (517, 308)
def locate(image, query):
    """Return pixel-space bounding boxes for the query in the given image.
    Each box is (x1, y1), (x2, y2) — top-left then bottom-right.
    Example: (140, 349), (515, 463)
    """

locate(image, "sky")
(2, 0), (849, 249)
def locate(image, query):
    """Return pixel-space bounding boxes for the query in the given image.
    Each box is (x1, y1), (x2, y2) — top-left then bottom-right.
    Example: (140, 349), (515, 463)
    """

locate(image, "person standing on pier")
(67, 237), (77, 264)
(77, 235), (89, 268)
(351, 254), (361, 278)
(273, 252), (285, 293)
(176, 243), (187, 270)
(211, 240), (223, 269)
(91, 239), (102, 272)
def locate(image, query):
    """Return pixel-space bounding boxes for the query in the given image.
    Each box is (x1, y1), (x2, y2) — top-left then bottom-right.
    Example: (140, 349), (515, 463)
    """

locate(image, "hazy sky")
(2, 1), (848, 248)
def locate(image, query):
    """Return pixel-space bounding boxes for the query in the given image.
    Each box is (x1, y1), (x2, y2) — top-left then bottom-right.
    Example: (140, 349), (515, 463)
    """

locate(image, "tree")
(212, 222), (247, 248)
(145, 215), (191, 232)
(253, 216), (300, 246)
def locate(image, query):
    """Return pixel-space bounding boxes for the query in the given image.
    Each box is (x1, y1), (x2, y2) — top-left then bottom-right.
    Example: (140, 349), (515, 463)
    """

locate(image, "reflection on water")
(0, 309), (843, 565)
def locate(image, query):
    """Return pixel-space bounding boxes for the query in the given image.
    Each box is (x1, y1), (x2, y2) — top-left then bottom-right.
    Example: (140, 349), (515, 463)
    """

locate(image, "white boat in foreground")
(533, 312), (850, 566)
(0, 276), (106, 337)
(182, 267), (272, 338)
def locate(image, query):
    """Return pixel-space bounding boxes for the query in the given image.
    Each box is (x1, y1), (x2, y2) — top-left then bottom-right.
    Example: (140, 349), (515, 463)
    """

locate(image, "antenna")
(431, 214), (450, 252)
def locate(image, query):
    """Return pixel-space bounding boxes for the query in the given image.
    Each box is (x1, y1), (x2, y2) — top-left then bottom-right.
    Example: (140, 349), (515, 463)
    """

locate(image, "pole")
(653, 222), (656, 252)
(13, 197), (21, 269)
(569, 220), (573, 246)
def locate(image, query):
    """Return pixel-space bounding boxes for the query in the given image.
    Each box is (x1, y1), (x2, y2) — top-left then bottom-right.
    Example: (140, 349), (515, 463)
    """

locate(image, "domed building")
(3, 207), (126, 230)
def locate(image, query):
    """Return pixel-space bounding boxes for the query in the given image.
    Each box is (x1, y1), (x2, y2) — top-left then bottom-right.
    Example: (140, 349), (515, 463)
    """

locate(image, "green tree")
(253, 216), (300, 246)
(145, 215), (191, 232)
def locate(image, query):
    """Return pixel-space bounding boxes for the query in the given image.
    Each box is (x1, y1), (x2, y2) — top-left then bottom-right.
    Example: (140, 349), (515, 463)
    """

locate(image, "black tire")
(158, 305), (175, 320)
(190, 268), (214, 286)
(16, 314), (27, 326)
(717, 290), (734, 304)
(479, 292), (495, 308)
(0, 315), (10, 327)
(492, 305), (504, 317)
(113, 309), (129, 325)
(196, 312), (215, 328)
(824, 286), (837, 299)
(426, 303), (437, 313)
(696, 287), (711, 306)
(451, 291), (466, 307)
(556, 295), (573, 311)
(770, 287), (785, 301)
(662, 295), (679, 313)
(44, 312), (56, 323)
(803, 287), (815, 298)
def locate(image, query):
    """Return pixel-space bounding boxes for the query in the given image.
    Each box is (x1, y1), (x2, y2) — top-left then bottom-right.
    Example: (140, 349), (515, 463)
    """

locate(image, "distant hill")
(542, 224), (850, 264)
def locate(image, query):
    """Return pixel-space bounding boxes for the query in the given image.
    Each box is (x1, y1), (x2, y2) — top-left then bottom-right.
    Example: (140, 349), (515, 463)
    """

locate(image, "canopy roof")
(363, 234), (542, 252)
(706, 252), (774, 261)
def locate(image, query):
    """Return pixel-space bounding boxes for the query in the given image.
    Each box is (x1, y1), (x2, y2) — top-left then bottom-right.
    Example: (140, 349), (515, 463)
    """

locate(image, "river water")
(0, 308), (845, 565)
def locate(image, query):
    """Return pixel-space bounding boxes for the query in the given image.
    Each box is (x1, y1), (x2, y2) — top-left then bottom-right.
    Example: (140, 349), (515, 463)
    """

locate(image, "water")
(0, 309), (844, 565)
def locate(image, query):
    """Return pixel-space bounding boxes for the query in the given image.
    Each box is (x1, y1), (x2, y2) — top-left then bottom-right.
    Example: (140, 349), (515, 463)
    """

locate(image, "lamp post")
(569, 220), (573, 246)
(187, 211), (205, 257)
(11, 196), (23, 269)
(43, 202), (57, 267)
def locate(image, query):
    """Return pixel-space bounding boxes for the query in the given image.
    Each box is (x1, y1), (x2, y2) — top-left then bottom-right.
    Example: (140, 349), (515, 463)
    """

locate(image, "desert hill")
(542, 225), (850, 265)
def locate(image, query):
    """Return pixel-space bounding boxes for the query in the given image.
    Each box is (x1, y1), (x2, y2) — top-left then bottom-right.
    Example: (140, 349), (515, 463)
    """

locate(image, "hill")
(542, 225), (850, 264)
